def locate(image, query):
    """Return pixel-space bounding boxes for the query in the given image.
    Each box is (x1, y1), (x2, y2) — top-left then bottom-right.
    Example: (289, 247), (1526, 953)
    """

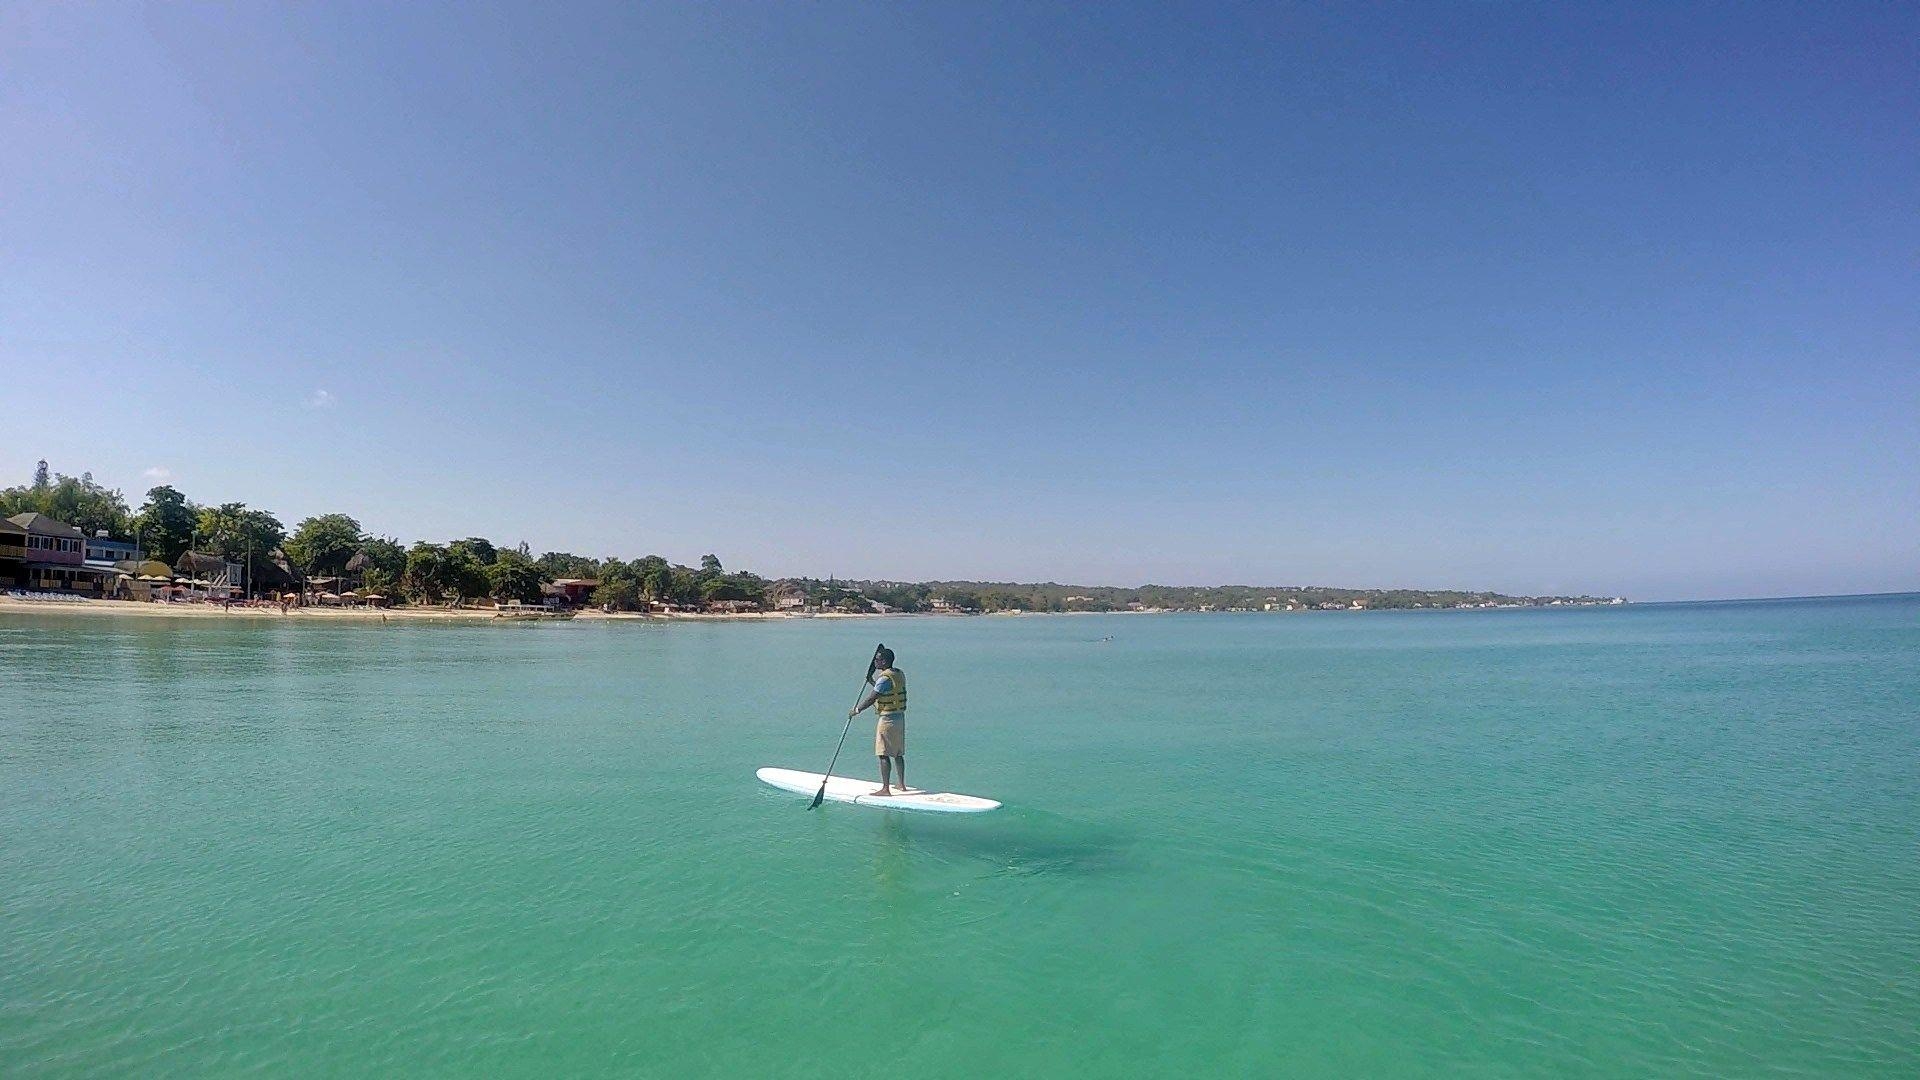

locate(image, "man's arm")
(848, 673), (890, 718)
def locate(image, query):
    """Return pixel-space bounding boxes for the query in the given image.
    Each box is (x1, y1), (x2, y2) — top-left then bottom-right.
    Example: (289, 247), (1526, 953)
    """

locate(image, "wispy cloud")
(142, 466), (172, 480)
(309, 389), (337, 409)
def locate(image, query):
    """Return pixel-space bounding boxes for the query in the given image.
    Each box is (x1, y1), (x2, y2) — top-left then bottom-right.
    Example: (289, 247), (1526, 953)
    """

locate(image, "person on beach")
(849, 647), (908, 796)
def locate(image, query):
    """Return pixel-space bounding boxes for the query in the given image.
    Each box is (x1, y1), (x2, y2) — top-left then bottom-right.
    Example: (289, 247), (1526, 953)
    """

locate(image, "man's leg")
(893, 756), (906, 791)
(872, 755), (892, 796)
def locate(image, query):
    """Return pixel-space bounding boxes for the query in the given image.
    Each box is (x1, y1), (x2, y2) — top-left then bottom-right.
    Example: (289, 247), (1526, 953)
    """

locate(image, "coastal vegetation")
(0, 463), (133, 539)
(2, 461), (1615, 611)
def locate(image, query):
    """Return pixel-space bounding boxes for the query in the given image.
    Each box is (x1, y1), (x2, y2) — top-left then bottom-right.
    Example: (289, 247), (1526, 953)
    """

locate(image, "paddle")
(809, 643), (885, 809)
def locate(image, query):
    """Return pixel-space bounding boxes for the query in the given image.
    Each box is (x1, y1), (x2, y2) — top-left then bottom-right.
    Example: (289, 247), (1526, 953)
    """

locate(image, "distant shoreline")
(0, 595), (1604, 625)
(0, 596), (891, 624)
(10, 594), (1914, 627)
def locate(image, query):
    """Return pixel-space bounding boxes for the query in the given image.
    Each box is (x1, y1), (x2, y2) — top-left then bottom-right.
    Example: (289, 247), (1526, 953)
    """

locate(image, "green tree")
(590, 559), (644, 610)
(536, 551), (600, 579)
(60, 472), (131, 537)
(132, 486), (198, 563)
(195, 503), (283, 558)
(700, 572), (768, 605)
(590, 578), (641, 610)
(355, 536), (406, 578)
(194, 503), (286, 591)
(445, 547), (489, 603)
(486, 549), (545, 604)
(360, 566), (399, 600)
(867, 583), (930, 612)
(699, 553), (723, 579)
(402, 542), (451, 604)
(450, 537), (498, 566)
(636, 555), (672, 601)
(0, 466), (132, 539)
(667, 565), (704, 606)
(284, 514), (365, 576)
(979, 590), (1025, 612)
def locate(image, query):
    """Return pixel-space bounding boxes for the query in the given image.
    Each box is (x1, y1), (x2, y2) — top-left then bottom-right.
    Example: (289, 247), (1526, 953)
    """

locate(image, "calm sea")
(3, 596), (1917, 1076)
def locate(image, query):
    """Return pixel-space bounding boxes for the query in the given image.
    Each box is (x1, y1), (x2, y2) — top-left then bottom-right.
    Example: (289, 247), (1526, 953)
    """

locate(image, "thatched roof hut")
(174, 551), (230, 579)
(250, 550), (302, 593)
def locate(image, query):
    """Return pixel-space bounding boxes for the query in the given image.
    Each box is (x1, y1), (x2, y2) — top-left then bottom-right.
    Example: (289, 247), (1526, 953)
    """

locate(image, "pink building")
(9, 512), (114, 595)
(0, 517), (25, 587)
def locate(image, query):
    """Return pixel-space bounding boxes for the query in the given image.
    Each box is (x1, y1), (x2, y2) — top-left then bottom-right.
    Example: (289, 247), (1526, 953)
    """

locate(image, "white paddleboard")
(756, 767), (1002, 814)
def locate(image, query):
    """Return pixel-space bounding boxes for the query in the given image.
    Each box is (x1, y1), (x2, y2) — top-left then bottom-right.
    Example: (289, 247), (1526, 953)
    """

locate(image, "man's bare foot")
(868, 787), (893, 796)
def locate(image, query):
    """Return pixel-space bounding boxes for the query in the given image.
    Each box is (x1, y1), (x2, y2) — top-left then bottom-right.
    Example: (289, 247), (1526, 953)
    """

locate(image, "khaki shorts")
(874, 712), (906, 757)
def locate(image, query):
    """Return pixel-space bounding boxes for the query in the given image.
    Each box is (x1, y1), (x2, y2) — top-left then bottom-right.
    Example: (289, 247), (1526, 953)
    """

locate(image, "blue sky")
(3, 2), (1915, 600)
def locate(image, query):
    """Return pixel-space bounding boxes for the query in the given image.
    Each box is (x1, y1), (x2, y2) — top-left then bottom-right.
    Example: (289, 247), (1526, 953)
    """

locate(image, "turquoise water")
(4, 597), (1918, 1076)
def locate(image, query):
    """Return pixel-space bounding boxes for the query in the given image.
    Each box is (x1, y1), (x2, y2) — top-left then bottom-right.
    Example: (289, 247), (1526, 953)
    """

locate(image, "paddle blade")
(808, 782), (826, 810)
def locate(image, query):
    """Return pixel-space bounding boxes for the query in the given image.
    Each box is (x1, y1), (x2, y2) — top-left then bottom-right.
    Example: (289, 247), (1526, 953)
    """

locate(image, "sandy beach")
(0, 596), (489, 623)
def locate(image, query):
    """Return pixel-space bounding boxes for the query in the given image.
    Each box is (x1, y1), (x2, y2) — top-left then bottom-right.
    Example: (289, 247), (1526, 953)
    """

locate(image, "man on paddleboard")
(849, 647), (908, 796)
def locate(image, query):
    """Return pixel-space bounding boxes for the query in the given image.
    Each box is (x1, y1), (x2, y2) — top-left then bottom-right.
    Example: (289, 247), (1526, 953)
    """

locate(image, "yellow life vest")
(873, 667), (907, 714)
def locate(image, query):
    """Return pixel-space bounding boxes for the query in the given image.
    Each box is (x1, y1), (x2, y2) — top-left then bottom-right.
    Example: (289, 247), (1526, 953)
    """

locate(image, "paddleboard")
(756, 767), (1002, 814)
